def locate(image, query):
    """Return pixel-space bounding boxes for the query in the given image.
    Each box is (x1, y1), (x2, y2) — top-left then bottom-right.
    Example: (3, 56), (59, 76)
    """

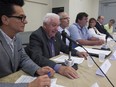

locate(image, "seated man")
(95, 16), (113, 39)
(25, 13), (88, 79)
(68, 12), (104, 48)
(58, 12), (70, 46)
(0, 0), (54, 87)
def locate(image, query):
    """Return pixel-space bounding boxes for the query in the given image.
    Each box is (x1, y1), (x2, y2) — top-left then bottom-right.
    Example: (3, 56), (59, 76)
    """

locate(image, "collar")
(97, 21), (102, 25)
(73, 23), (85, 30)
(0, 29), (16, 44)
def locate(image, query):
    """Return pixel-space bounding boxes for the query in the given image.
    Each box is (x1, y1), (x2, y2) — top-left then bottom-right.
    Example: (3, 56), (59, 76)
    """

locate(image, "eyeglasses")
(60, 17), (70, 20)
(7, 15), (26, 22)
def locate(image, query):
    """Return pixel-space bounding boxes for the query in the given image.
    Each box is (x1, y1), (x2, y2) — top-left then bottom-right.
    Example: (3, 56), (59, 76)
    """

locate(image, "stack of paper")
(75, 47), (111, 56)
(15, 75), (64, 87)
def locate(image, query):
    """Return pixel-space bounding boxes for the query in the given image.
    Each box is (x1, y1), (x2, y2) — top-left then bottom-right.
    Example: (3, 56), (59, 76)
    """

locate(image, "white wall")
(23, 0), (99, 31)
(99, 0), (116, 32)
(23, 0), (52, 31)
(69, 0), (99, 24)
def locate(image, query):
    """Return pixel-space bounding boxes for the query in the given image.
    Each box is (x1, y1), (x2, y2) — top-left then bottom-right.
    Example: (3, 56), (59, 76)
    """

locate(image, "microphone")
(61, 31), (82, 47)
(61, 31), (74, 66)
(100, 35), (110, 50)
(105, 31), (116, 42)
(62, 32), (114, 87)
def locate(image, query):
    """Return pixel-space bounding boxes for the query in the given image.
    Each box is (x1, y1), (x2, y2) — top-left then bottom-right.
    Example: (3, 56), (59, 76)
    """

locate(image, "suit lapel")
(0, 32), (12, 59)
(41, 29), (51, 57)
(13, 39), (18, 71)
(0, 31), (15, 71)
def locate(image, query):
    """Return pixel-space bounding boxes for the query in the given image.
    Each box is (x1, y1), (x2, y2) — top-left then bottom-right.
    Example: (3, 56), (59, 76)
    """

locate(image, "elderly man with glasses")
(58, 12), (70, 46)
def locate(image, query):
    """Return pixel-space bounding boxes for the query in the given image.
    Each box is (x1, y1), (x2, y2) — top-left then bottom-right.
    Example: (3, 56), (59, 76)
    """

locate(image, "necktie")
(62, 30), (66, 44)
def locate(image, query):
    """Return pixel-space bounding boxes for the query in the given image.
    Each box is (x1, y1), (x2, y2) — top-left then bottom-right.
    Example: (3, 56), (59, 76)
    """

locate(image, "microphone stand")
(80, 45), (114, 87)
(65, 41), (74, 66)
(106, 33), (116, 42)
(62, 32), (114, 86)
(111, 37), (116, 42)
(101, 36), (110, 50)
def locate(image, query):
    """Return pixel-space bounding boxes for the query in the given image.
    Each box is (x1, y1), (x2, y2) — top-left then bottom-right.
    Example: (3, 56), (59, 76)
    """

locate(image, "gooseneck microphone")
(62, 32), (114, 87)
(61, 31), (82, 47)
(62, 31), (74, 66)
(106, 33), (116, 42)
(105, 31), (116, 42)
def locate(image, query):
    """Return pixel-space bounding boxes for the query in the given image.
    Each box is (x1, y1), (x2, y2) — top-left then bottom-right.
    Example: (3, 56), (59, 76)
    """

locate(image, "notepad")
(75, 47), (111, 57)
(15, 75), (64, 87)
(96, 59), (111, 77)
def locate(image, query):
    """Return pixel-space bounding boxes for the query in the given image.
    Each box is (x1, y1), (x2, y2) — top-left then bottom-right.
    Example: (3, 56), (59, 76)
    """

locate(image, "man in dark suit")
(25, 13), (88, 79)
(95, 16), (113, 39)
(0, 0), (54, 87)
(95, 16), (107, 34)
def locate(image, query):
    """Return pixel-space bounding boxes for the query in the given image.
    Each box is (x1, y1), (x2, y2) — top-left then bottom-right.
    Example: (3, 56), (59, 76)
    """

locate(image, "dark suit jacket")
(25, 26), (78, 68)
(0, 31), (40, 78)
(95, 22), (107, 34)
(95, 22), (113, 39)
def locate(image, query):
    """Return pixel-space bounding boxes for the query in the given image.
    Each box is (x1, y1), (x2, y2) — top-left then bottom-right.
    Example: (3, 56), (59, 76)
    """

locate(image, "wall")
(52, 0), (69, 13)
(99, 0), (116, 31)
(23, 0), (99, 31)
(23, 0), (52, 31)
(69, 0), (99, 24)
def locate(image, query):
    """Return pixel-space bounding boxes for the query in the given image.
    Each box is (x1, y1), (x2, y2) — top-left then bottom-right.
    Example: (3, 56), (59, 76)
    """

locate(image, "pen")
(47, 71), (51, 77)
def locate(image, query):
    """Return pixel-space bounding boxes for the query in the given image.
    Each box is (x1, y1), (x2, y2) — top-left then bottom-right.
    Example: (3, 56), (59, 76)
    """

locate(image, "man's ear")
(43, 23), (47, 29)
(1, 15), (9, 25)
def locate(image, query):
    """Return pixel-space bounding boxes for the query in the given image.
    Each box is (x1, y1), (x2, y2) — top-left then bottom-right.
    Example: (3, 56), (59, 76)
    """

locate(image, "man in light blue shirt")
(68, 12), (104, 48)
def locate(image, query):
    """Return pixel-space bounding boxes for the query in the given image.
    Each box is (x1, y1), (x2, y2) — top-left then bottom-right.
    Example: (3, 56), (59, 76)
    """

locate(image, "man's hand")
(58, 66), (79, 79)
(97, 39), (104, 45)
(37, 66), (55, 77)
(28, 75), (50, 87)
(77, 52), (88, 59)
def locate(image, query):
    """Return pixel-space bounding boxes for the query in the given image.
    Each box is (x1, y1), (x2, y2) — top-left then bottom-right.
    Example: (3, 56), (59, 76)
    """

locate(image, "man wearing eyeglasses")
(0, 0), (55, 87)
(58, 12), (70, 46)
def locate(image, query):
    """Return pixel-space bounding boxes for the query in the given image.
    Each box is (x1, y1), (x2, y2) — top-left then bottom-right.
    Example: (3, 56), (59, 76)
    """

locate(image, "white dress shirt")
(88, 27), (106, 41)
(0, 29), (15, 57)
(58, 26), (70, 46)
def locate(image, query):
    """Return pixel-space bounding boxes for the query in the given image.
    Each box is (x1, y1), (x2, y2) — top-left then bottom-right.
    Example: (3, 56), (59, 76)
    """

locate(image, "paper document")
(110, 50), (116, 60)
(15, 75), (36, 83)
(91, 82), (99, 87)
(96, 59), (111, 77)
(75, 47), (111, 56)
(15, 75), (64, 87)
(52, 55), (84, 64)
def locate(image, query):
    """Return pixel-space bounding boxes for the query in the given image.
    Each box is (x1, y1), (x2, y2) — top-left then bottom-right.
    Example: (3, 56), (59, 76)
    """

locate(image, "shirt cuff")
(54, 64), (62, 73)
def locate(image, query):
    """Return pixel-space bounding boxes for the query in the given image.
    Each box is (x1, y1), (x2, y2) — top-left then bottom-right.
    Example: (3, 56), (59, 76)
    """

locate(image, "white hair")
(43, 13), (60, 24)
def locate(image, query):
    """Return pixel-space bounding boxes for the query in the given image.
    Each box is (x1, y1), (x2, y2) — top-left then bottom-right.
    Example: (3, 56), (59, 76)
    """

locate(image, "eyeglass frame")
(60, 17), (70, 20)
(7, 15), (26, 22)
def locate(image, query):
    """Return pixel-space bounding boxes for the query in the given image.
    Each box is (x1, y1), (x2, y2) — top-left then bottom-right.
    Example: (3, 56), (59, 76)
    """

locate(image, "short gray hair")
(58, 12), (68, 19)
(43, 13), (60, 24)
